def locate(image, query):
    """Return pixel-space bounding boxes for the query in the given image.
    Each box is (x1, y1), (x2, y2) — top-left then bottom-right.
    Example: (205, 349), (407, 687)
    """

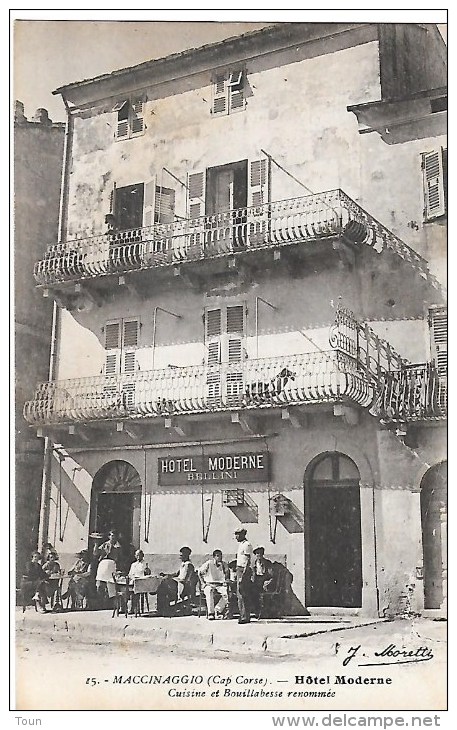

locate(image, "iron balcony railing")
(23, 350), (374, 427)
(33, 189), (435, 288)
(374, 363), (447, 422)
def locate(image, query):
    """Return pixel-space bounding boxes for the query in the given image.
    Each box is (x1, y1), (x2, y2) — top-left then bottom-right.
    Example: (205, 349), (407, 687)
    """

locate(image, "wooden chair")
(258, 565), (287, 619)
(21, 577), (39, 613)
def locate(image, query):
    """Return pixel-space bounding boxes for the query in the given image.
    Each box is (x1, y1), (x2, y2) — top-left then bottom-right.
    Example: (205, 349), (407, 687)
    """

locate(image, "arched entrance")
(420, 461), (447, 610)
(305, 452), (362, 608)
(89, 460), (142, 547)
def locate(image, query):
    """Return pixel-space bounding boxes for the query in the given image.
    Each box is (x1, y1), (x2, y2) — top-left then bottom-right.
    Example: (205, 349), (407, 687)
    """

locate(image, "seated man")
(198, 550), (229, 620)
(65, 550), (92, 609)
(251, 546), (273, 617)
(156, 546), (195, 616)
(22, 551), (49, 613)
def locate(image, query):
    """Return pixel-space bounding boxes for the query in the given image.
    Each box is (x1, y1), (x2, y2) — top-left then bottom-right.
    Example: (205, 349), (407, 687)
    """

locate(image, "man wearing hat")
(234, 527), (253, 624)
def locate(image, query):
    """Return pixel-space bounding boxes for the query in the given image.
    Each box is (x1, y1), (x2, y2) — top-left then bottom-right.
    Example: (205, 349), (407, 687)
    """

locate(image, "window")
(211, 68), (246, 116)
(113, 97), (145, 140)
(204, 303), (246, 406)
(104, 318), (140, 375)
(429, 307), (447, 377)
(422, 148), (447, 221)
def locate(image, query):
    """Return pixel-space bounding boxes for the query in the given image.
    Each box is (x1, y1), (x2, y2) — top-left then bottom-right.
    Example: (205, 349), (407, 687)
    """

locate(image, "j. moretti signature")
(342, 644), (434, 667)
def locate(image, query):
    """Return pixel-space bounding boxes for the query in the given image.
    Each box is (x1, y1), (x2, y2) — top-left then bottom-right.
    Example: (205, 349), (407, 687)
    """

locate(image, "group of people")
(155, 527), (275, 624)
(21, 544), (63, 612)
(22, 527), (279, 622)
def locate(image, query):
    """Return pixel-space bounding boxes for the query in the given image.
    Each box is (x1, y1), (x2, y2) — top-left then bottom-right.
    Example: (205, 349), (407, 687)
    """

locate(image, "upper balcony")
(33, 189), (437, 302)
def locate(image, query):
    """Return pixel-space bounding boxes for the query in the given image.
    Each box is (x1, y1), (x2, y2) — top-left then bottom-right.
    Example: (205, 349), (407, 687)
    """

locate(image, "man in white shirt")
(198, 550), (229, 620)
(235, 526), (253, 624)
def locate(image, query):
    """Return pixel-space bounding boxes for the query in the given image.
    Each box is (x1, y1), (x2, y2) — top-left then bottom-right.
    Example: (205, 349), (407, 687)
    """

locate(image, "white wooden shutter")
(104, 321), (121, 375)
(206, 308), (222, 338)
(143, 179), (156, 228)
(131, 99), (145, 136)
(187, 171), (206, 219)
(226, 305), (244, 334)
(249, 159), (270, 208)
(113, 100), (129, 140)
(155, 186), (176, 224)
(430, 308), (447, 376)
(422, 149), (445, 221)
(248, 158), (271, 247)
(228, 70), (245, 112)
(212, 73), (228, 116)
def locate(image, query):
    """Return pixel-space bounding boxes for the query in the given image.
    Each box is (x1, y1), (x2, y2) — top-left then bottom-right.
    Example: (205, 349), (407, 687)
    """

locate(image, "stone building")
(24, 23), (447, 616)
(14, 102), (65, 578)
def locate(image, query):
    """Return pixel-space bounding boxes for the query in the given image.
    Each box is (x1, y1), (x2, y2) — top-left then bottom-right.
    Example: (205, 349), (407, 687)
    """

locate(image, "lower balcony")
(24, 351), (374, 428)
(374, 364), (447, 423)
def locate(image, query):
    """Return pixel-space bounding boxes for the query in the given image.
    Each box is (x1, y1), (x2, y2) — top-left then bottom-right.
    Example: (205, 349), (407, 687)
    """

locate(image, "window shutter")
(206, 308), (222, 338)
(143, 179), (156, 228)
(226, 305), (244, 334)
(155, 186), (176, 224)
(187, 171), (206, 219)
(228, 338), (242, 363)
(123, 319), (139, 348)
(430, 308), (447, 376)
(105, 352), (120, 376)
(105, 321), (121, 349)
(123, 351), (137, 373)
(207, 341), (221, 366)
(422, 149), (445, 221)
(228, 70), (245, 112)
(131, 99), (144, 135)
(249, 159), (270, 208)
(212, 73), (228, 115)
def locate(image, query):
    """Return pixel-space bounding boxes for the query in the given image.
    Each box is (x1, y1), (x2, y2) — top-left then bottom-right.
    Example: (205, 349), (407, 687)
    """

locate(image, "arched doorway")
(420, 461), (447, 610)
(89, 460), (142, 547)
(305, 452), (362, 608)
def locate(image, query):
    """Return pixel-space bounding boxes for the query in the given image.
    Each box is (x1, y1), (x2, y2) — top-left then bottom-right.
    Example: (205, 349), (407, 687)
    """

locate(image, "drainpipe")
(38, 96), (74, 548)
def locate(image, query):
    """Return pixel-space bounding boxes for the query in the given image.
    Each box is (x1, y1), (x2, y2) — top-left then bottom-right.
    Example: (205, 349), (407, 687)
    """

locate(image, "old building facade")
(24, 23), (447, 617)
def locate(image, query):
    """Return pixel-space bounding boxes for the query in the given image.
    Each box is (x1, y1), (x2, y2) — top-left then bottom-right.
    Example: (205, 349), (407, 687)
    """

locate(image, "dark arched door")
(90, 460), (142, 547)
(421, 462), (447, 610)
(305, 452), (362, 607)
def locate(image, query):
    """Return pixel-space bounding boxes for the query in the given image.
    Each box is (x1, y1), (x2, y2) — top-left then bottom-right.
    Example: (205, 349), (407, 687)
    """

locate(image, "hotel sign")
(158, 451), (270, 486)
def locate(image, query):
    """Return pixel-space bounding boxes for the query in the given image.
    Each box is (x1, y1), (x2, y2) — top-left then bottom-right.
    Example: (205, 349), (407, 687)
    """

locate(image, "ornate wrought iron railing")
(329, 304), (409, 381)
(33, 189), (437, 288)
(374, 364), (447, 422)
(23, 350), (374, 426)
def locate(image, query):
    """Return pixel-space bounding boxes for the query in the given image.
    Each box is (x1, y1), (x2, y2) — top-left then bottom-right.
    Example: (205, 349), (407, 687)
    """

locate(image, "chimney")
(32, 108), (52, 126)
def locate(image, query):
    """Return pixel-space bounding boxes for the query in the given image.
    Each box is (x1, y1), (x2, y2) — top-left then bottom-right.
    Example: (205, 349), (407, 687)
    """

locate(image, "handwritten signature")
(342, 644), (434, 667)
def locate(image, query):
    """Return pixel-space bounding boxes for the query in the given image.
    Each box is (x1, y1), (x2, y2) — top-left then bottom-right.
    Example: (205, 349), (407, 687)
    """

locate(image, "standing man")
(234, 526), (253, 624)
(198, 550), (229, 620)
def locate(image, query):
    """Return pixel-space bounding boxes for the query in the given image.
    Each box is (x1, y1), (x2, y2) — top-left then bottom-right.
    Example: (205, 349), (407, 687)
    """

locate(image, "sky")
(12, 11), (447, 124)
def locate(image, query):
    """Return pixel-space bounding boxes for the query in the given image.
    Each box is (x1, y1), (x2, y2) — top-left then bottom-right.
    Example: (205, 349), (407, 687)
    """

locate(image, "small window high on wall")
(211, 69), (246, 116)
(422, 148), (447, 222)
(113, 97), (145, 140)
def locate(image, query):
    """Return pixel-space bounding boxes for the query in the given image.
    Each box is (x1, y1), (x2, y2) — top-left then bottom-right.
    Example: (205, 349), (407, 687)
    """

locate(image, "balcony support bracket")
(68, 424), (90, 442)
(74, 282), (104, 308)
(164, 417), (188, 437)
(173, 266), (200, 289)
(281, 408), (306, 429)
(333, 404), (359, 426)
(118, 275), (143, 300)
(116, 421), (140, 440)
(231, 412), (257, 434)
